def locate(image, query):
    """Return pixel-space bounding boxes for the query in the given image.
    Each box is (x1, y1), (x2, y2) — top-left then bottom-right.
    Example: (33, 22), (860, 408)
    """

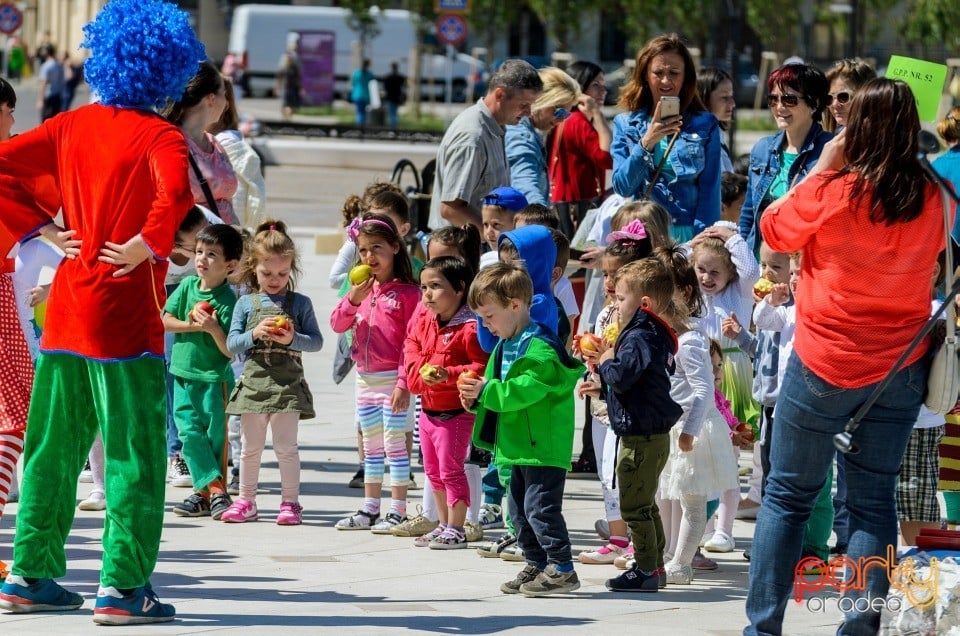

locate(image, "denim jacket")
(611, 108), (721, 233)
(738, 123), (833, 254)
(505, 117), (548, 206)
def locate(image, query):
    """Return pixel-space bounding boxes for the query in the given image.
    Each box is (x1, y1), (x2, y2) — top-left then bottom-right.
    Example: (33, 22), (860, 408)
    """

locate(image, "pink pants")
(418, 411), (473, 508)
(239, 412), (300, 503)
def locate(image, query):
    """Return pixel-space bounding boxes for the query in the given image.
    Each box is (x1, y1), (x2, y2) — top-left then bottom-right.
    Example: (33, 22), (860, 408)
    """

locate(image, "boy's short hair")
(498, 236), (520, 262)
(514, 203), (560, 230)
(197, 223), (244, 261)
(482, 186), (528, 213)
(178, 205), (206, 234)
(721, 171), (748, 206)
(615, 258), (675, 311)
(551, 229), (570, 270)
(468, 262), (533, 310)
(0, 78), (16, 108)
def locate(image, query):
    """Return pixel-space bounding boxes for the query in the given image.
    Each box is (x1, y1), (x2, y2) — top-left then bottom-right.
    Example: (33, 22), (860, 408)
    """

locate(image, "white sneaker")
(78, 490), (106, 511)
(666, 563), (694, 584)
(167, 454), (192, 488)
(79, 460), (93, 484)
(478, 503), (504, 530)
(703, 532), (736, 553)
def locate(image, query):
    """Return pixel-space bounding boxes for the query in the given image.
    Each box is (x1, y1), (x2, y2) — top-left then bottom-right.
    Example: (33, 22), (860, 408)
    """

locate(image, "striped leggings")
(0, 431), (24, 519)
(357, 371), (409, 486)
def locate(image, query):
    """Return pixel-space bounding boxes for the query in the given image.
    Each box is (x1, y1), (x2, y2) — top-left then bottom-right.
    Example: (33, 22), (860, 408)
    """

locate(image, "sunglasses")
(828, 91), (852, 105)
(767, 93), (800, 108)
(553, 107), (571, 121)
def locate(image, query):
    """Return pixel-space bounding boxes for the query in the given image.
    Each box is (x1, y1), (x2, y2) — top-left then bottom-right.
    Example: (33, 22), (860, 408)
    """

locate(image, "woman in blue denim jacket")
(505, 68), (580, 208)
(738, 64), (832, 256)
(611, 33), (722, 241)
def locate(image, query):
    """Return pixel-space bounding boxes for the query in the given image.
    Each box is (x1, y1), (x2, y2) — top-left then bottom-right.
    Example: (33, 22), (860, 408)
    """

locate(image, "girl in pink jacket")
(331, 214), (420, 531)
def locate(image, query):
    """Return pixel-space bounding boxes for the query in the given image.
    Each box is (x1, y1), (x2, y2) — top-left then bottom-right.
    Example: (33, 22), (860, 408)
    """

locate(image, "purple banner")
(296, 30), (335, 106)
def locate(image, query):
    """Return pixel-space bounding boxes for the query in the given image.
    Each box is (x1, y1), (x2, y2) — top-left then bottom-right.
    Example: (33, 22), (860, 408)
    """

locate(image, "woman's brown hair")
(617, 33), (704, 114)
(822, 78), (929, 225)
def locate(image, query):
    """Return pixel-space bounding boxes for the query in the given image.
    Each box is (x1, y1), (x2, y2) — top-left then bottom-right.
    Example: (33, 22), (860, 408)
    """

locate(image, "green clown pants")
(13, 353), (166, 589)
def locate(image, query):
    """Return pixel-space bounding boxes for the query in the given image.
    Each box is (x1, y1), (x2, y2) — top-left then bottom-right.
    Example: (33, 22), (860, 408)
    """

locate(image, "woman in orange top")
(745, 78), (949, 636)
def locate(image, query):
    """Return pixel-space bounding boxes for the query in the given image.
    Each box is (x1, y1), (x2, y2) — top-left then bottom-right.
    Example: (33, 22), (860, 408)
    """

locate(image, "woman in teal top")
(738, 64), (832, 256)
(934, 107), (960, 242)
(351, 59), (375, 127)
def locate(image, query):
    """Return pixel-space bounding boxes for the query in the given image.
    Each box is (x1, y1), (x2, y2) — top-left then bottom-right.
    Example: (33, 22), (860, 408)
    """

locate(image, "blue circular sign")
(436, 14), (467, 47)
(0, 3), (22, 35)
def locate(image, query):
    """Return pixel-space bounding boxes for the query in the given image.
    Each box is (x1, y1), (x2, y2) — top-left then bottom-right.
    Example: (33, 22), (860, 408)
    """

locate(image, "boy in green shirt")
(459, 262), (585, 597)
(163, 224), (244, 520)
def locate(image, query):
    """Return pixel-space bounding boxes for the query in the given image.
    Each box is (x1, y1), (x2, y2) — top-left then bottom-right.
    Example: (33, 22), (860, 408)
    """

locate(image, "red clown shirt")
(0, 104), (193, 361)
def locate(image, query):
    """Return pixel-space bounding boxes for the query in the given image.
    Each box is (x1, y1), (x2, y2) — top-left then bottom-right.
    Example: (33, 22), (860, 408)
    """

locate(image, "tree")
(901, 0), (960, 54)
(465, 0), (516, 65)
(341, 0), (382, 61)
(525, 0), (582, 52)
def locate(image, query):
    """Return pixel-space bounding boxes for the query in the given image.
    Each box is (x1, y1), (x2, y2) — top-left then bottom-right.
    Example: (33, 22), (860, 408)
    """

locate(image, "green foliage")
(901, 0), (960, 52)
(466, 0), (517, 62)
(745, 0), (800, 55)
(341, 0), (382, 54)
(525, 0), (582, 51)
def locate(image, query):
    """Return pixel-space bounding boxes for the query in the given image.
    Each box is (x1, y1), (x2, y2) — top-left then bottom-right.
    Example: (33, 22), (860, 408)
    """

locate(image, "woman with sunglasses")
(823, 58), (876, 133)
(505, 67), (580, 213)
(738, 63), (831, 256)
(611, 33), (721, 241)
(547, 61), (613, 238)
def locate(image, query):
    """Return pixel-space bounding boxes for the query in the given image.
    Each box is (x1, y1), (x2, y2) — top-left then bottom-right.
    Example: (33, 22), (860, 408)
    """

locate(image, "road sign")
(0, 2), (22, 35)
(435, 14), (468, 47)
(434, 0), (470, 14)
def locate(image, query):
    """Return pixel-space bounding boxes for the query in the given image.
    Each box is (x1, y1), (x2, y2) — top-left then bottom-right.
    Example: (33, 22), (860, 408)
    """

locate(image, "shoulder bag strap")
(188, 152), (221, 219)
(642, 131), (680, 200)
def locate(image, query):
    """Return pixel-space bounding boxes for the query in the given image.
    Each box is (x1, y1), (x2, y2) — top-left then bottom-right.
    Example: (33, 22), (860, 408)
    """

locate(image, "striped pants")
(0, 431), (24, 519)
(357, 371), (409, 486)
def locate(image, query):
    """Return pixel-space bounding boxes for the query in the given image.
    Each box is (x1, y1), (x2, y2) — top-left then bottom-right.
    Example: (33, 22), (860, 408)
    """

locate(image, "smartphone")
(659, 95), (680, 121)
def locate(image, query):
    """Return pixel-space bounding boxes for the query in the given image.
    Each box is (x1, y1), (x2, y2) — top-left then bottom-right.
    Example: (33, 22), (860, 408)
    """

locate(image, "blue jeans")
(745, 353), (927, 636)
(833, 450), (850, 546)
(355, 101), (369, 127)
(386, 102), (399, 128)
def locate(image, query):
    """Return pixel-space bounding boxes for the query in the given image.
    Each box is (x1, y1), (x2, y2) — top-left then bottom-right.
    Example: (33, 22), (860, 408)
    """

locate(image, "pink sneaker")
(277, 501), (303, 526)
(221, 499), (258, 523)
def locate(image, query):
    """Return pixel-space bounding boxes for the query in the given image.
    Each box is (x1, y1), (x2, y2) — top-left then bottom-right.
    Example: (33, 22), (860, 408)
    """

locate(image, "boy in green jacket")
(459, 262), (585, 597)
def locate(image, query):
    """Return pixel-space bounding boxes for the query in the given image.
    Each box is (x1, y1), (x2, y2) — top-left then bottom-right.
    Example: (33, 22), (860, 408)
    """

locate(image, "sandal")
(429, 527), (468, 550)
(335, 509), (379, 530)
(414, 525), (445, 547)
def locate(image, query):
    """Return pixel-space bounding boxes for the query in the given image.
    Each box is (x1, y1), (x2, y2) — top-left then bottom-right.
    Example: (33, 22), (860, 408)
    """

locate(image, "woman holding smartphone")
(610, 33), (722, 240)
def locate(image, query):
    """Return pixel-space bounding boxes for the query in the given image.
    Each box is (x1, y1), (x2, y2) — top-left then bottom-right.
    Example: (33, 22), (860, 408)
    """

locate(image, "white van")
(229, 4), (480, 101)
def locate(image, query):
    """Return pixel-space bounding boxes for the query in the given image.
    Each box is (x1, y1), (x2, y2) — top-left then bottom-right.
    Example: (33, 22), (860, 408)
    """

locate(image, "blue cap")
(482, 186), (528, 212)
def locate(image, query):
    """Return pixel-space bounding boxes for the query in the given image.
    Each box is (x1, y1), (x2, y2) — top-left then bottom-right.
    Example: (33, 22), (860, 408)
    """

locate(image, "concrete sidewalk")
(0, 246), (844, 635)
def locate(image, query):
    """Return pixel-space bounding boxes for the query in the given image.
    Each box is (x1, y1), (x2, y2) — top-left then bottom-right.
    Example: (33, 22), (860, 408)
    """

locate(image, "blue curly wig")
(81, 0), (205, 108)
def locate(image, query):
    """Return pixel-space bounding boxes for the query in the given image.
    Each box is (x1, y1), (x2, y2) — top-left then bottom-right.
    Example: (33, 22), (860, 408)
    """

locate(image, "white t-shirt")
(479, 250), (499, 270)
(554, 275), (579, 318)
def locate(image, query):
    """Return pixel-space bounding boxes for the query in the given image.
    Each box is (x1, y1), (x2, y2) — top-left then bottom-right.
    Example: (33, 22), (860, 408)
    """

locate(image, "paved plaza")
(0, 245), (845, 635)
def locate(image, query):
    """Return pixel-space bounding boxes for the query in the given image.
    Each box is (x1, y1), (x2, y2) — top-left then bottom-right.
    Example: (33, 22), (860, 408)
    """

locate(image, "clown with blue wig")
(0, 0), (205, 624)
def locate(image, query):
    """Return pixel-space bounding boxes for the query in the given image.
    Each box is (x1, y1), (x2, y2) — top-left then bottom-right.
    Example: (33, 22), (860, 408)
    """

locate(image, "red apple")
(457, 369), (480, 389)
(578, 333), (604, 354)
(194, 301), (214, 315)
